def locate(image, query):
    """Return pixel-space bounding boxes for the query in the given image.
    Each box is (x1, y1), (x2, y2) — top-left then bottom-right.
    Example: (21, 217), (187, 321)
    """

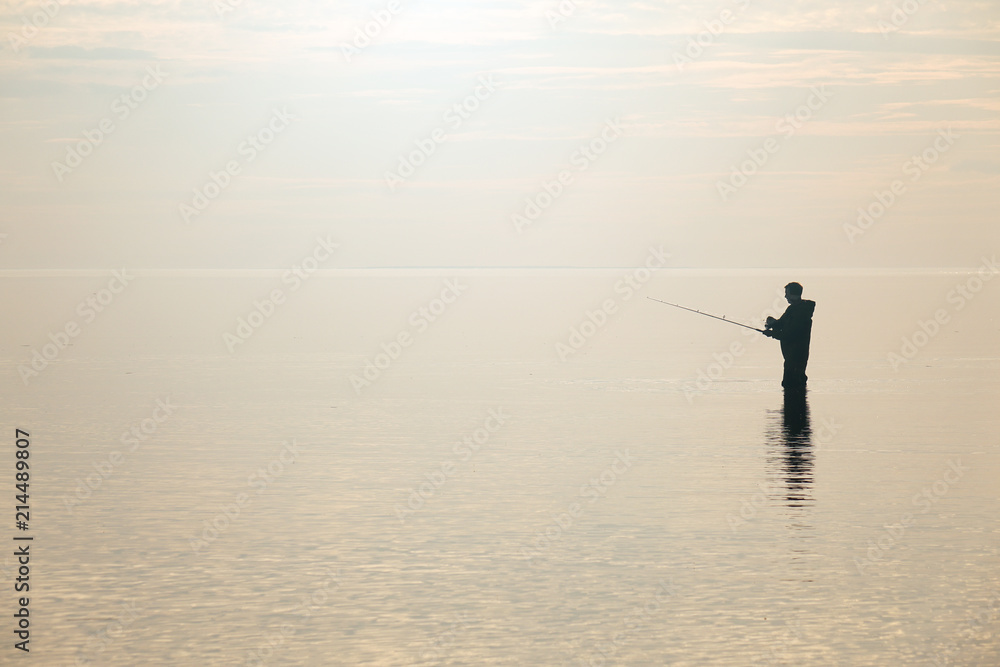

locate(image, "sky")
(0, 0), (998, 274)
(0, 0), (998, 364)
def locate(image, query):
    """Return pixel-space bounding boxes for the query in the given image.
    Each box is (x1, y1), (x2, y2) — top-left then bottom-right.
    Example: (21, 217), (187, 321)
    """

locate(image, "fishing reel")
(762, 316), (778, 337)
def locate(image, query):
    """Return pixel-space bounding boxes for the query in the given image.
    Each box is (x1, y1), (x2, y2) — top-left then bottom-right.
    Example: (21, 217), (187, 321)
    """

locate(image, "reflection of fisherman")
(763, 282), (815, 389)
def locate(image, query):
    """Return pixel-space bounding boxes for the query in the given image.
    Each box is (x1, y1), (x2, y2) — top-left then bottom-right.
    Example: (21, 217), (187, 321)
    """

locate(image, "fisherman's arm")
(770, 307), (811, 339)
(763, 315), (782, 338)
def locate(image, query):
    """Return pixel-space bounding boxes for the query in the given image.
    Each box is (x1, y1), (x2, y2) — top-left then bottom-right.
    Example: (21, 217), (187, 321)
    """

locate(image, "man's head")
(784, 282), (803, 304)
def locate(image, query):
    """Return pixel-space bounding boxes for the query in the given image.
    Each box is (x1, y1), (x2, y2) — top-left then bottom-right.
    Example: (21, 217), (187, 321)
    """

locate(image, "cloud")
(950, 160), (1000, 174)
(27, 45), (153, 60)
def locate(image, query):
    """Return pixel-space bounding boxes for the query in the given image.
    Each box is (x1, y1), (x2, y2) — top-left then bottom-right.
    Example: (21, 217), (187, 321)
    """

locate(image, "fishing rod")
(647, 297), (765, 333)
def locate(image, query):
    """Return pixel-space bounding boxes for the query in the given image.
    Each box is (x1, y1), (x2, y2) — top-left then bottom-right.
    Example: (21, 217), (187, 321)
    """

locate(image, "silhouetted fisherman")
(763, 282), (815, 389)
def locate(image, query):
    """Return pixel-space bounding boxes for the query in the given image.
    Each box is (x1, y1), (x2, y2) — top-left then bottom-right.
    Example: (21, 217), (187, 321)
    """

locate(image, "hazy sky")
(1, 0), (998, 273)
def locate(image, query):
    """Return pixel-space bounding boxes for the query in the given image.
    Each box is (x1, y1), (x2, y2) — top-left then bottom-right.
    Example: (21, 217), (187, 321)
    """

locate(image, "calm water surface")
(6, 352), (993, 666)
(3, 273), (998, 665)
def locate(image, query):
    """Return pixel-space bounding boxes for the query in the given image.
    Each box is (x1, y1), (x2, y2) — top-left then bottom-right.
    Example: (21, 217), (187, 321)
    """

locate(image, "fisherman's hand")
(762, 330), (775, 338)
